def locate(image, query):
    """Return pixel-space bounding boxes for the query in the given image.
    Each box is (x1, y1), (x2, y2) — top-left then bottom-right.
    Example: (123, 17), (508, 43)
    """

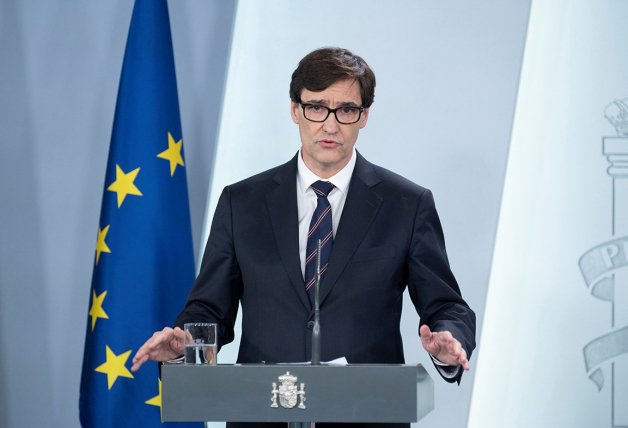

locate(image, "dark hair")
(289, 47), (376, 108)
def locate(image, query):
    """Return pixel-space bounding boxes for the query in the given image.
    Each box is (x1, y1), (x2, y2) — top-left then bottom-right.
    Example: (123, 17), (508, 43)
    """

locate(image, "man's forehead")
(300, 79), (362, 105)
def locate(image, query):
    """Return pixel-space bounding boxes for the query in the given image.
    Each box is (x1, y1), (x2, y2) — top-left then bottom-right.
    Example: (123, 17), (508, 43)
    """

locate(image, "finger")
(131, 342), (154, 372)
(427, 330), (455, 355)
(443, 338), (470, 370)
(131, 354), (149, 372)
(132, 338), (154, 365)
(168, 327), (186, 356)
(419, 325), (443, 355)
(173, 326), (188, 342)
(151, 327), (180, 356)
(169, 327), (189, 354)
(434, 330), (454, 346)
(457, 348), (470, 371)
(132, 340), (157, 371)
(419, 325), (434, 349)
(132, 327), (173, 370)
(447, 341), (463, 362)
(419, 324), (431, 338)
(138, 332), (163, 356)
(152, 327), (175, 346)
(133, 346), (145, 364)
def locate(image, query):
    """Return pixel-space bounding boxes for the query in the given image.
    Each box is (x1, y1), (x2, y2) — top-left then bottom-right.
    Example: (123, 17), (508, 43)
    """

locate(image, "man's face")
(291, 79), (369, 178)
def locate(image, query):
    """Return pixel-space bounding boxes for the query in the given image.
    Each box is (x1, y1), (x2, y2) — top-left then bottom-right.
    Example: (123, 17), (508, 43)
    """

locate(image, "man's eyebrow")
(336, 101), (361, 107)
(301, 99), (328, 105)
(301, 99), (361, 107)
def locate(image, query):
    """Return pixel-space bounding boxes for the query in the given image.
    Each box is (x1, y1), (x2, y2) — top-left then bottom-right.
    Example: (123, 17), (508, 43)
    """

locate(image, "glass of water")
(183, 323), (217, 365)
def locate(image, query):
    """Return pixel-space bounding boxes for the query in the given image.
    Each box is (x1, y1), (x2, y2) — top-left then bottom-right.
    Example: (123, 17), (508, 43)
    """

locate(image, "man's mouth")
(318, 139), (341, 147)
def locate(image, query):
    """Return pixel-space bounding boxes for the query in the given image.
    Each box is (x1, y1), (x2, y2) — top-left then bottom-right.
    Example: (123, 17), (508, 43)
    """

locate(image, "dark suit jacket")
(175, 152), (475, 382)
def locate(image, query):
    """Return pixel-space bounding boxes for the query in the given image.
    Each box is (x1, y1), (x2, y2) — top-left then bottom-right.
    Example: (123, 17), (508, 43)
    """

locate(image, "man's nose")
(322, 112), (340, 133)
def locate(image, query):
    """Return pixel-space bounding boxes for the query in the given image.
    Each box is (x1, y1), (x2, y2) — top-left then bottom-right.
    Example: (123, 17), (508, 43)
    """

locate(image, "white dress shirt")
(296, 148), (357, 278)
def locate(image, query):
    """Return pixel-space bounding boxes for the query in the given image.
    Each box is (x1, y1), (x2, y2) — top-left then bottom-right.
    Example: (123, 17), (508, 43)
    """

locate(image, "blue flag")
(79, 1), (199, 426)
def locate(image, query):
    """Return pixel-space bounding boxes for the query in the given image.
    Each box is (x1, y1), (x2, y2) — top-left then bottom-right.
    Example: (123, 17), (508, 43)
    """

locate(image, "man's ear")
(359, 107), (370, 129)
(290, 101), (300, 124)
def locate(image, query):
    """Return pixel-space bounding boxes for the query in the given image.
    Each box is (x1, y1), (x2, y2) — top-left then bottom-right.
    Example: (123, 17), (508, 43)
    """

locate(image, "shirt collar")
(297, 148), (357, 194)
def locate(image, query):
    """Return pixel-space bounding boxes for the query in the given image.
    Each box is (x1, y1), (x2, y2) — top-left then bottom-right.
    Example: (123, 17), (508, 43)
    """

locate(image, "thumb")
(419, 324), (434, 349)
(419, 324), (439, 354)
(419, 324), (432, 340)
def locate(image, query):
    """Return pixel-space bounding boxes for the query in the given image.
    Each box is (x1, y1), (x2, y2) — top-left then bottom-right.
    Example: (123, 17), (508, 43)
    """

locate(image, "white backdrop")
(469, 1), (628, 427)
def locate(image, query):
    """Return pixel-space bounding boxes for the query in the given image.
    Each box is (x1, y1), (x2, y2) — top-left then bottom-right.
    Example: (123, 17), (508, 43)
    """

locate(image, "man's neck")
(300, 155), (354, 179)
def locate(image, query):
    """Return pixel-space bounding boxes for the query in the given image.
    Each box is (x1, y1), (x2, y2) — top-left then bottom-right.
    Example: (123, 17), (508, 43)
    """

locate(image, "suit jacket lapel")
(319, 153), (383, 305)
(266, 154), (312, 311)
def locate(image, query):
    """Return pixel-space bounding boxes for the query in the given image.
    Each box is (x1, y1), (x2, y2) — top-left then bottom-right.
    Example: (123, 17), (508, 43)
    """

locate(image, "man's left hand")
(419, 324), (470, 370)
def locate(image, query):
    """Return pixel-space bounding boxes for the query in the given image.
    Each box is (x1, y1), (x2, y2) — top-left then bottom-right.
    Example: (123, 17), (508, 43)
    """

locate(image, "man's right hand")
(131, 326), (188, 372)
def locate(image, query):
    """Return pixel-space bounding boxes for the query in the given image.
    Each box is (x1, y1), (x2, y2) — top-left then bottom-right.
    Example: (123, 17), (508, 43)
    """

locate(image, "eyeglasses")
(300, 103), (364, 124)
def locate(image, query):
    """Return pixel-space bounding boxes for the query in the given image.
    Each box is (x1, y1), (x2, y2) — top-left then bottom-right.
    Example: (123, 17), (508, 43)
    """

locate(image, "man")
(132, 47), (475, 399)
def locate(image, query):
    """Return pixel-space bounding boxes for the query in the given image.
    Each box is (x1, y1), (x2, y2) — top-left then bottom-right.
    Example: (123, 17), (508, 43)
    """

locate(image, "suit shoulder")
(229, 165), (278, 188)
(225, 156), (295, 195)
(368, 162), (431, 198)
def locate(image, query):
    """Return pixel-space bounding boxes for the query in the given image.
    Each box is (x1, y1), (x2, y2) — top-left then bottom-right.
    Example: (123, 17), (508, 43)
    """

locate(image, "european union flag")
(79, 1), (199, 426)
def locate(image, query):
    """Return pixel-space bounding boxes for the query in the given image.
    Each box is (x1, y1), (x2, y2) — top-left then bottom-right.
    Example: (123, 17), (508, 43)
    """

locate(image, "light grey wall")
(0, 1), (529, 427)
(0, 1), (235, 427)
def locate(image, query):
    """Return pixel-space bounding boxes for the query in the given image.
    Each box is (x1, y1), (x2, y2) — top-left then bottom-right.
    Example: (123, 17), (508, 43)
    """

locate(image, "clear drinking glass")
(183, 323), (217, 365)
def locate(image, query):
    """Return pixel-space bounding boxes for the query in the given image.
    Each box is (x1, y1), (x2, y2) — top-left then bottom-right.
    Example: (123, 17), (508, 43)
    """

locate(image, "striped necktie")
(304, 180), (335, 305)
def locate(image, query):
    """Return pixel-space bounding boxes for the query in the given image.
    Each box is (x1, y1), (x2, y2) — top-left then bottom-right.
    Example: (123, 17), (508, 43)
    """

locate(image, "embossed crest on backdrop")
(578, 98), (628, 427)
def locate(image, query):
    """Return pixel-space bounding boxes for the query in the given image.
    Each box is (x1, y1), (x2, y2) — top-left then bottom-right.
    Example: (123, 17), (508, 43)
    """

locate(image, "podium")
(161, 364), (434, 424)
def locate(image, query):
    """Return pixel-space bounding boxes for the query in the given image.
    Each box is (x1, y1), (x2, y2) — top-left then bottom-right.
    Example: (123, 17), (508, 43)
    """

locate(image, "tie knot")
(311, 180), (335, 197)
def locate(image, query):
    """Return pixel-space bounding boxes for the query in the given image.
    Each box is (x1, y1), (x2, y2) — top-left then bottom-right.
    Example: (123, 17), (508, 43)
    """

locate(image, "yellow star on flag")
(95, 345), (134, 390)
(88, 289), (109, 331)
(145, 378), (162, 410)
(157, 132), (184, 176)
(107, 164), (142, 207)
(95, 225), (111, 265)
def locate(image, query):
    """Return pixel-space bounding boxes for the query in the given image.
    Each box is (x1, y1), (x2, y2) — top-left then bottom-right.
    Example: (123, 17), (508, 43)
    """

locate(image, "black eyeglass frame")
(299, 103), (365, 124)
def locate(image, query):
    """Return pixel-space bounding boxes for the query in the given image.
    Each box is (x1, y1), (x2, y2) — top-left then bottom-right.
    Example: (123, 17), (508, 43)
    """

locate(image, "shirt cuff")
(430, 354), (460, 379)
